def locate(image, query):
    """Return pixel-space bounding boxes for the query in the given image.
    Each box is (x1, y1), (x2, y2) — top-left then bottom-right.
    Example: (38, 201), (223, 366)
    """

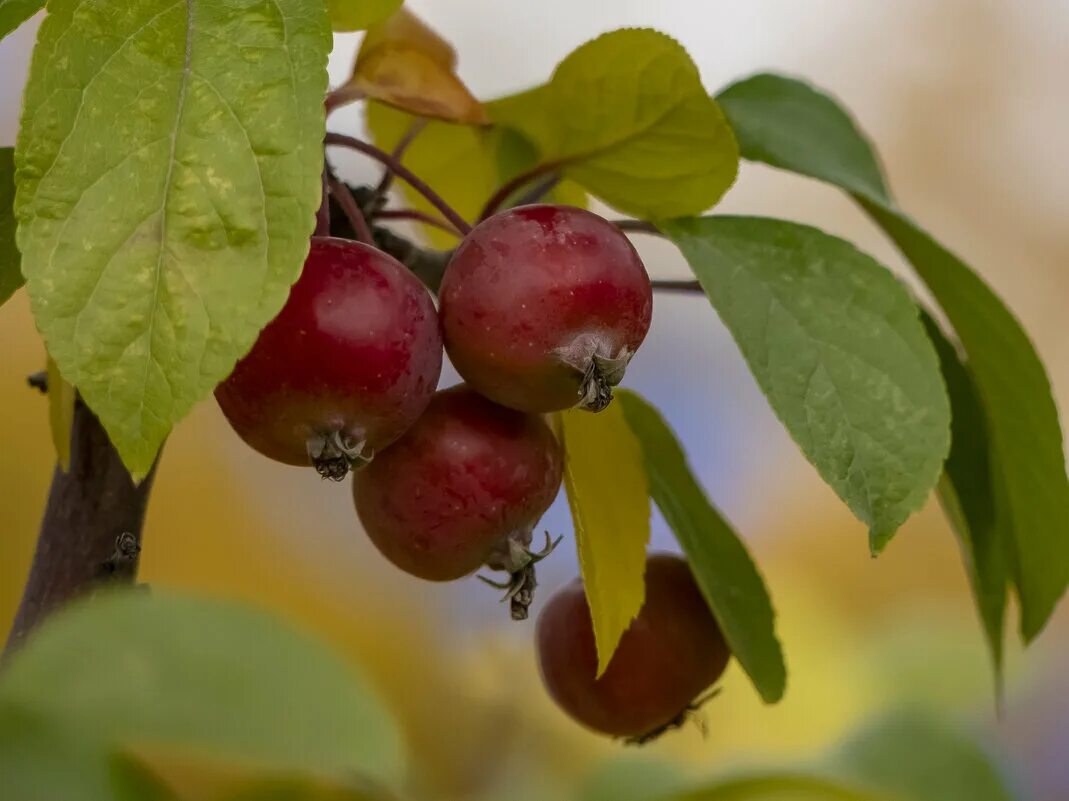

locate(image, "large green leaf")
(325, 0), (401, 32)
(668, 774), (885, 801)
(829, 712), (1013, 801)
(0, 0), (42, 42)
(717, 72), (1069, 641)
(559, 405), (650, 675)
(364, 102), (584, 247)
(617, 390), (786, 703)
(661, 216), (950, 550)
(0, 147), (21, 305)
(0, 592), (404, 790)
(923, 314), (1007, 682)
(15, 0), (331, 479)
(489, 28), (738, 219)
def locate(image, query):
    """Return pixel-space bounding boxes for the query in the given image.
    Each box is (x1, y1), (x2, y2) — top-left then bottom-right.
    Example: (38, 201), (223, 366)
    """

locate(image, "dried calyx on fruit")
(537, 553), (731, 742)
(439, 205), (653, 414)
(352, 385), (564, 619)
(216, 237), (443, 479)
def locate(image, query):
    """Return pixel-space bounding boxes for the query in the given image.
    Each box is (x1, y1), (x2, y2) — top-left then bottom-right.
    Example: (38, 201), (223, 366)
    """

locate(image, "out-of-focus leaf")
(0, 592), (404, 787)
(923, 314), (1007, 683)
(324, 0), (400, 32)
(579, 756), (687, 801)
(718, 72), (1069, 641)
(668, 774), (884, 801)
(618, 391), (786, 703)
(829, 711), (1014, 801)
(364, 103), (584, 247)
(558, 405), (650, 675)
(0, 0), (41, 42)
(0, 147), (21, 305)
(15, 0), (331, 479)
(662, 216), (950, 551)
(333, 9), (486, 124)
(110, 753), (182, 801)
(490, 29), (738, 219)
(46, 355), (76, 471)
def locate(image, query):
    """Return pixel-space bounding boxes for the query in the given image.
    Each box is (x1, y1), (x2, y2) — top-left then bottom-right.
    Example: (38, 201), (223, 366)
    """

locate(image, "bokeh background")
(2, 1), (1067, 799)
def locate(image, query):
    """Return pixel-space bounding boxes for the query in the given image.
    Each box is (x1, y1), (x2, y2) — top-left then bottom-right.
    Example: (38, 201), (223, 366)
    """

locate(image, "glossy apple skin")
(353, 385), (563, 581)
(439, 205), (652, 413)
(537, 553), (730, 739)
(216, 237), (442, 467)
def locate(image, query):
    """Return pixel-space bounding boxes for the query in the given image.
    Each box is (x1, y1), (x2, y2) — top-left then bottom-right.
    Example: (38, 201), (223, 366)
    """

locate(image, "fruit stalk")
(3, 394), (158, 658)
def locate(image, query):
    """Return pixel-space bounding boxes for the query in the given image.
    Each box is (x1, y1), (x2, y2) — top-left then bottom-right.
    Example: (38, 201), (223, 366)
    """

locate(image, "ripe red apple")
(439, 205), (652, 413)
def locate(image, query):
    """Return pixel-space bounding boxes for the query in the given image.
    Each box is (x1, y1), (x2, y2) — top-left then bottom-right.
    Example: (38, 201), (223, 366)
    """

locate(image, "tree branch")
(3, 397), (158, 657)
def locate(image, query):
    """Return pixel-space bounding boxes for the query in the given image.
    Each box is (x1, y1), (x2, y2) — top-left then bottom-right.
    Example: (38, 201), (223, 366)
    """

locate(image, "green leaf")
(325, 0), (401, 32)
(46, 354), (76, 471)
(617, 390), (786, 703)
(15, 0), (331, 479)
(717, 74), (890, 203)
(0, 0), (42, 42)
(364, 102), (584, 248)
(0, 591), (404, 788)
(718, 72), (1069, 640)
(661, 216), (950, 550)
(558, 405), (650, 675)
(922, 314), (1007, 683)
(668, 774), (884, 801)
(0, 147), (21, 305)
(829, 712), (1013, 801)
(489, 28), (738, 219)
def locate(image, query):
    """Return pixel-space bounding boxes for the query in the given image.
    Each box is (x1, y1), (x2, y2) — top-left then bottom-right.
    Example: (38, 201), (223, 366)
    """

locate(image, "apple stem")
(328, 175), (374, 245)
(479, 161), (563, 222)
(376, 209), (463, 237)
(373, 118), (429, 200)
(325, 132), (473, 236)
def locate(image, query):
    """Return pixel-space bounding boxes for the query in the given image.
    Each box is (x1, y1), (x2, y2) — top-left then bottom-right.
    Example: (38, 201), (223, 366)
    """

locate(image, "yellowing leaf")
(489, 29), (739, 219)
(324, 0), (400, 32)
(558, 406), (650, 675)
(333, 9), (486, 124)
(46, 355), (75, 472)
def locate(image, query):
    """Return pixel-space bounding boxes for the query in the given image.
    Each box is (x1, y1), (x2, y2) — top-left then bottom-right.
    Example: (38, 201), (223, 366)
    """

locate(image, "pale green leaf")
(558, 405), (650, 675)
(364, 102), (584, 248)
(668, 774), (885, 801)
(46, 354), (76, 471)
(661, 216), (950, 550)
(325, 0), (400, 32)
(923, 314), (1007, 684)
(718, 72), (1069, 640)
(0, 592), (404, 788)
(829, 712), (1013, 801)
(617, 390), (786, 703)
(489, 28), (738, 219)
(15, 0), (331, 479)
(0, 147), (21, 305)
(0, 0), (42, 42)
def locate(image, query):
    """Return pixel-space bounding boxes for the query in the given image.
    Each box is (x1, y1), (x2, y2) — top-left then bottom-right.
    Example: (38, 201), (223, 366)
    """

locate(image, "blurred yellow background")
(2, 2), (1067, 800)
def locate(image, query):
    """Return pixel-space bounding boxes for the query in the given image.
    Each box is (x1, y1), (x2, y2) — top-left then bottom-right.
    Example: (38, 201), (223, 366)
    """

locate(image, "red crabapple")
(439, 205), (652, 413)
(216, 237), (442, 480)
(537, 553), (730, 741)
(352, 385), (563, 619)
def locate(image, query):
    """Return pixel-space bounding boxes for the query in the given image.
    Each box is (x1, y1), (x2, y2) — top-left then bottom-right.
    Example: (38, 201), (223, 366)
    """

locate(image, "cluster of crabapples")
(216, 204), (733, 741)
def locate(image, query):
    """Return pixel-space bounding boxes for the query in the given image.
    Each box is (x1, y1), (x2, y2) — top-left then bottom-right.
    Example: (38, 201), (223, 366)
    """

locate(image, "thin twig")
(324, 133), (472, 235)
(651, 280), (703, 293)
(375, 118), (428, 199)
(614, 219), (661, 235)
(329, 176), (374, 245)
(479, 161), (563, 221)
(377, 209), (462, 236)
(512, 173), (561, 208)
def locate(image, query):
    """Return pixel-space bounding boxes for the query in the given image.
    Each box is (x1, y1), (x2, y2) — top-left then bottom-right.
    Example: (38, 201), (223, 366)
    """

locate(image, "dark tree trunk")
(3, 398), (157, 657)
